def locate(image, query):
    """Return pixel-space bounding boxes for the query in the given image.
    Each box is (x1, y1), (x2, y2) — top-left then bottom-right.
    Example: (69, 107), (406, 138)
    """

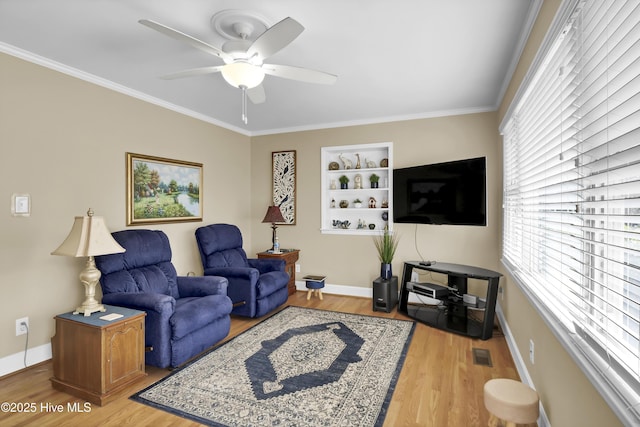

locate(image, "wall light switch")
(11, 194), (31, 217)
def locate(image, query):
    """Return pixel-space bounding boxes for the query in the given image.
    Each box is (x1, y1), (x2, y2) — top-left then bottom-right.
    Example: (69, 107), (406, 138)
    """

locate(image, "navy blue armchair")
(95, 229), (232, 369)
(195, 224), (289, 318)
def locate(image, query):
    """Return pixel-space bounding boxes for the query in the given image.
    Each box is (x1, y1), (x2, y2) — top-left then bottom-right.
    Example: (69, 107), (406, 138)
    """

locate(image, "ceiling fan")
(139, 15), (337, 124)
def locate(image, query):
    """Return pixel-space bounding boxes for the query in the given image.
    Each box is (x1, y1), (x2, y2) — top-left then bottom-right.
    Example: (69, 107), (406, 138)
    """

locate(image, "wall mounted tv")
(393, 157), (487, 226)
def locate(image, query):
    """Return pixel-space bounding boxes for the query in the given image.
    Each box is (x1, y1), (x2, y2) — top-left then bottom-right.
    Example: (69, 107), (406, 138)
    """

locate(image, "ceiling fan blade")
(247, 85), (266, 104)
(247, 17), (304, 62)
(262, 64), (337, 85)
(159, 66), (224, 80)
(139, 19), (232, 62)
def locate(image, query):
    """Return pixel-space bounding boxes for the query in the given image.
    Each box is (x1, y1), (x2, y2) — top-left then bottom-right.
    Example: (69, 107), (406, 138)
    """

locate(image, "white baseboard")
(295, 280), (372, 298)
(294, 280), (426, 304)
(495, 303), (550, 427)
(0, 343), (51, 378)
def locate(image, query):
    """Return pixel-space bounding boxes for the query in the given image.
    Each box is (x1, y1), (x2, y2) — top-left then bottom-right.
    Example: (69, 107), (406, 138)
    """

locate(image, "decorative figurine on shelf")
(369, 197), (377, 208)
(354, 174), (363, 189)
(380, 158), (388, 167)
(331, 198), (336, 208)
(365, 158), (377, 168)
(330, 179), (337, 190)
(381, 199), (388, 208)
(339, 153), (353, 169)
(339, 200), (349, 208)
(355, 154), (361, 169)
(328, 161), (340, 170)
(357, 219), (367, 229)
(369, 223), (376, 230)
(332, 220), (351, 229)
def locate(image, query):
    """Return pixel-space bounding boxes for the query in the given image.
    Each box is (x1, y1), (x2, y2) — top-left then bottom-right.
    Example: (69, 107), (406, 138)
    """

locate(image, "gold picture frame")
(126, 152), (203, 225)
(272, 150), (296, 225)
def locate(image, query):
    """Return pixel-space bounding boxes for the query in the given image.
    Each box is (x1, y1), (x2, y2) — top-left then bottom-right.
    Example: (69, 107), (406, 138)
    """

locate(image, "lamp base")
(73, 301), (107, 317)
(73, 256), (107, 317)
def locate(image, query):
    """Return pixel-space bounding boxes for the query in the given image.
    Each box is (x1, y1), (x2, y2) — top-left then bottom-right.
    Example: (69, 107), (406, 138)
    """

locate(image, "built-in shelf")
(321, 142), (393, 235)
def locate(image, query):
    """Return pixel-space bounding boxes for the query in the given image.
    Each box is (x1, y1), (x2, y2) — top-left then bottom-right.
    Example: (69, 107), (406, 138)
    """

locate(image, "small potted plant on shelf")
(339, 175), (349, 189)
(374, 230), (399, 280)
(353, 198), (363, 208)
(369, 173), (380, 188)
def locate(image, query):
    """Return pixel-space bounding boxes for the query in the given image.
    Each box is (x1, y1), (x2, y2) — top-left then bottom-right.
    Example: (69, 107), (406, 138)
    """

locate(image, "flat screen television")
(393, 157), (487, 226)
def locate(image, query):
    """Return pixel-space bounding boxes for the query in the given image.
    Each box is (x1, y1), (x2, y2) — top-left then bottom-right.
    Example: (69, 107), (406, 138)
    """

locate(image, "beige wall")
(496, 0), (620, 425)
(0, 52), (251, 359)
(250, 114), (502, 286)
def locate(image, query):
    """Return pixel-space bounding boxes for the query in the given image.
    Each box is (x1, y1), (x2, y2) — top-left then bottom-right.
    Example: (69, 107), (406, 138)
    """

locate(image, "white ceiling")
(0, 0), (539, 136)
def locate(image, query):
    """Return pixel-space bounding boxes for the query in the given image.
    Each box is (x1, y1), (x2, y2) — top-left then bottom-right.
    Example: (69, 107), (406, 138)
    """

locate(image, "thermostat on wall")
(11, 193), (30, 217)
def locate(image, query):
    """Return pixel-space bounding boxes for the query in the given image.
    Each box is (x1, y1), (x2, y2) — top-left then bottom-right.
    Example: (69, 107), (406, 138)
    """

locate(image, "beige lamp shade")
(52, 209), (125, 316)
(52, 210), (125, 257)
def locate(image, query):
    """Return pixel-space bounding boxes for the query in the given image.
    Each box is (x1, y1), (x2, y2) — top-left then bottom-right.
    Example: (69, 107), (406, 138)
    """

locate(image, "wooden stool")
(484, 378), (539, 427)
(304, 275), (326, 300)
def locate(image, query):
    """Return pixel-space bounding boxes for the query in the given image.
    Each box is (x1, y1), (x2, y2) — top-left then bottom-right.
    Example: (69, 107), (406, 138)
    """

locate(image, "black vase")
(380, 263), (392, 280)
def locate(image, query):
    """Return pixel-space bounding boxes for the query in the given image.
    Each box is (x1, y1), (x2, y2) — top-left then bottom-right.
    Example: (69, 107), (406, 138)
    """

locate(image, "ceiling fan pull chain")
(241, 86), (248, 124)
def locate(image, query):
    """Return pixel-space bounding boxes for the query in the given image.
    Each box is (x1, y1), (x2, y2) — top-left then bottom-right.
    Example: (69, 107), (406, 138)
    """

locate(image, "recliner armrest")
(177, 275), (228, 297)
(102, 292), (176, 314)
(203, 266), (259, 282)
(248, 258), (286, 274)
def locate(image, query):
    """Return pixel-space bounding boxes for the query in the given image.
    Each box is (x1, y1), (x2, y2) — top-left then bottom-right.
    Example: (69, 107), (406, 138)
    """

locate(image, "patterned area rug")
(131, 306), (415, 427)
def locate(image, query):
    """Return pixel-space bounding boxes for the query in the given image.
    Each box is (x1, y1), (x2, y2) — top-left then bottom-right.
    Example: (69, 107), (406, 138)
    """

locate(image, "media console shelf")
(399, 261), (502, 340)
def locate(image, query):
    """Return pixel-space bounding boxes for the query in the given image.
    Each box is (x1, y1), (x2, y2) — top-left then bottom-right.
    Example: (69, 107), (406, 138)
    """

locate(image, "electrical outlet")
(295, 263), (301, 273)
(15, 317), (29, 336)
(529, 339), (535, 364)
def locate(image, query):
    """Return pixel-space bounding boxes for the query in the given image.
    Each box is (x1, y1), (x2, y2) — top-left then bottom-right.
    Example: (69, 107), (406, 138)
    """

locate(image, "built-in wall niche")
(320, 142), (393, 235)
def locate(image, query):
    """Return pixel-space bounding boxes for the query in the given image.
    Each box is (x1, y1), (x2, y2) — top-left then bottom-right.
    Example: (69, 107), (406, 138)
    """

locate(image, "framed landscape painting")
(126, 153), (203, 225)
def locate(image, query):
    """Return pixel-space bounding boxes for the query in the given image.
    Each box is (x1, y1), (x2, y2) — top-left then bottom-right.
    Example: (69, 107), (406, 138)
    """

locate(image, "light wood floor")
(0, 292), (535, 427)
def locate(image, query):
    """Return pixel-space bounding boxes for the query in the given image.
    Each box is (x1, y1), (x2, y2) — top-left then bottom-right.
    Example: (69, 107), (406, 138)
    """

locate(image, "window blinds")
(501, 0), (640, 423)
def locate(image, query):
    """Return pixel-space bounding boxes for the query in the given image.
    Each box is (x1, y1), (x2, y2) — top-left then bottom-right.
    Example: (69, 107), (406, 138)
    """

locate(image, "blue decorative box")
(304, 275), (326, 289)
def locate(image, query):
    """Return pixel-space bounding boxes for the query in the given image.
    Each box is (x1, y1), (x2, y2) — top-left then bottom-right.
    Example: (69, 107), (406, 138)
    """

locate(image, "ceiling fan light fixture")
(221, 61), (265, 89)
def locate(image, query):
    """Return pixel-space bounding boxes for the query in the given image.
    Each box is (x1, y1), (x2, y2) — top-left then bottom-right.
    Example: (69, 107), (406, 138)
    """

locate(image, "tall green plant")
(373, 231), (399, 264)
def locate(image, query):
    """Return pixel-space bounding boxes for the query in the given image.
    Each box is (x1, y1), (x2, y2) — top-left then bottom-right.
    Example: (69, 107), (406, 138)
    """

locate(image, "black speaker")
(372, 276), (398, 312)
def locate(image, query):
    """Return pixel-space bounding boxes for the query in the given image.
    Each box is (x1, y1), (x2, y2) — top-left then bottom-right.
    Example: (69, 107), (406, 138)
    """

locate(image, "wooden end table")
(257, 249), (300, 295)
(50, 305), (146, 406)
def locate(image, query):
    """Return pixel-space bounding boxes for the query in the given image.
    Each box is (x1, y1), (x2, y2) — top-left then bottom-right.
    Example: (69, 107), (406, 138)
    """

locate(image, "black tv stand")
(399, 261), (502, 340)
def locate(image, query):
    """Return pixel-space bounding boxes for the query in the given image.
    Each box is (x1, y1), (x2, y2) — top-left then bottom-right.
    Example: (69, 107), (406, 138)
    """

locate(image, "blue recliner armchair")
(95, 229), (233, 369)
(195, 224), (289, 318)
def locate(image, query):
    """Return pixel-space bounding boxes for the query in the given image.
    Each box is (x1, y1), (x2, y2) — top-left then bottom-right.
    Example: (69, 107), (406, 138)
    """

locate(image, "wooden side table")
(257, 249), (300, 295)
(51, 305), (146, 406)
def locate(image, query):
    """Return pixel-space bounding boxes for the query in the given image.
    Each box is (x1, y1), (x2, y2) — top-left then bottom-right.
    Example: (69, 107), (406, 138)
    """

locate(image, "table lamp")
(262, 205), (285, 252)
(51, 208), (125, 316)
